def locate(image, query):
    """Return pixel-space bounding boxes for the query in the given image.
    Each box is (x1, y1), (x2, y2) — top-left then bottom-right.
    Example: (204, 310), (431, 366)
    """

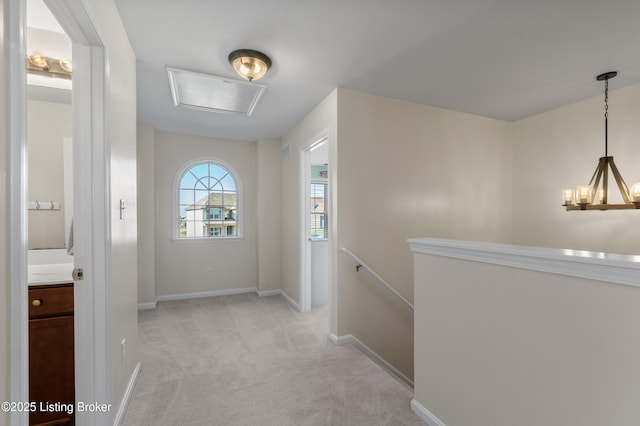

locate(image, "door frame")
(299, 132), (330, 314)
(9, 0), (112, 424)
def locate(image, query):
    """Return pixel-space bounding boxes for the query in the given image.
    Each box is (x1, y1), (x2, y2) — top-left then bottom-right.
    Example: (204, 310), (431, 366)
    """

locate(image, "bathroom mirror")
(26, 21), (73, 250)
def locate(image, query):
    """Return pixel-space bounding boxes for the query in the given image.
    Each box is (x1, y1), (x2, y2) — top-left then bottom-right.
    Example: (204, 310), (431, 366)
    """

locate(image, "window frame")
(310, 179), (328, 240)
(173, 157), (243, 241)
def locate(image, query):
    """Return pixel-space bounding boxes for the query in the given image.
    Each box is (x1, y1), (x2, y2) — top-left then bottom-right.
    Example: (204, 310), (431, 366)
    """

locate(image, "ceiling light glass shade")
(228, 49), (272, 82)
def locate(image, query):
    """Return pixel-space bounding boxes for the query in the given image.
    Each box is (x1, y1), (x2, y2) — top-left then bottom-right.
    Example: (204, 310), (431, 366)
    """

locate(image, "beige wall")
(335, 89), (513, 379)
(153, 131), (258, 296)
(512, 82), (640, 254)
(414, 253), (640, 426)
(137, 123), (156, 304)
(85, 0), (140, 415)
(257, 138), (282, 293)
(27, 99), (71, 249)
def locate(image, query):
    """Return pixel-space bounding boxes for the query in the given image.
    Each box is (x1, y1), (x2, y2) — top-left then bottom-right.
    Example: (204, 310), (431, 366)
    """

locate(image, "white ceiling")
(110, 1), (640, 141)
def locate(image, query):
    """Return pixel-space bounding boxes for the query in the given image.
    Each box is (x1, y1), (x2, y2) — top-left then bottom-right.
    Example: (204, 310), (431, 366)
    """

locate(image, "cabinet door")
(29, 315), (75, 426)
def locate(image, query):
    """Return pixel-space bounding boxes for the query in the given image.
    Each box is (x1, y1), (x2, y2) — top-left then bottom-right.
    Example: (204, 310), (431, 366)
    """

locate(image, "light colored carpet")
(121, 293), (423, 426)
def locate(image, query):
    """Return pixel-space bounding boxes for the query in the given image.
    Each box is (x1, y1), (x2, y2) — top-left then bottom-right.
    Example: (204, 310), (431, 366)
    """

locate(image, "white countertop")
(28, 263), (74, 286)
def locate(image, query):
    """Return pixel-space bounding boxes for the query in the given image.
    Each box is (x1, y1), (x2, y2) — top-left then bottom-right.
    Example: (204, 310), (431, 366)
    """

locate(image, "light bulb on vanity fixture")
(562, 71), (640, 210)
(26, 51), (72, 79)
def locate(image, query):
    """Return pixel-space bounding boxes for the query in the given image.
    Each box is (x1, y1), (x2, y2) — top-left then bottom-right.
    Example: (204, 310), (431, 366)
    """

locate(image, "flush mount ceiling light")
(26, 51), (72, 79)
(167, 67), (266, 116)
(563, 71), (640, 210)
(228, 49), (272, 82)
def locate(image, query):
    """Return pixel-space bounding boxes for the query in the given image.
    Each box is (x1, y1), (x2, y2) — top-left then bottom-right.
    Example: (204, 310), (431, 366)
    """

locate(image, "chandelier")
(563, 71), (640, 210)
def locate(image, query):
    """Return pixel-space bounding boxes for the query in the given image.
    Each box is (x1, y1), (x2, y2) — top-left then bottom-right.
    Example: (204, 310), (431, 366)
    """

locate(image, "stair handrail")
(340, 247), (414, 311)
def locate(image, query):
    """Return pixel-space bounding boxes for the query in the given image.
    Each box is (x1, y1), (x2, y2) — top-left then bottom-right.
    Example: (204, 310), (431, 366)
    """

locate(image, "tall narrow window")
(176, 160), (240, 239)
(310, 182), (328, 239)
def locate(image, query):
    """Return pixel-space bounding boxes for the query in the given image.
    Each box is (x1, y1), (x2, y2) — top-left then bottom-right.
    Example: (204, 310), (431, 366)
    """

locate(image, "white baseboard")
(137, 288), (301, 311)
(156, 287), (257, 303)
(279, 290), (301, 311)
(137, 301), (157, 310)
(113, 362), (141, 426)
(329, 333), (414, 390)
(410, 399), (446, 426)
(327, 332), (352, 345)
(257, 289), (281, 297)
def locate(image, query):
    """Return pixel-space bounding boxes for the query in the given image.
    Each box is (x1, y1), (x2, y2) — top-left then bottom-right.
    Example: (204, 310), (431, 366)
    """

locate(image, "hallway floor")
(121, 293), (423, 426)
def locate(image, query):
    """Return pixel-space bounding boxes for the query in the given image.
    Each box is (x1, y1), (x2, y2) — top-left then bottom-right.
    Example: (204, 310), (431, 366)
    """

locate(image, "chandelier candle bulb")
(576, 184), (592, 205)
(562, 188), (574, 206)
(631, 182), (640, 203)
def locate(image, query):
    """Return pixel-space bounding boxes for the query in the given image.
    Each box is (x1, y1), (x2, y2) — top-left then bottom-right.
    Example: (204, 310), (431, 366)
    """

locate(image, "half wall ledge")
(407, 237), (640, 289)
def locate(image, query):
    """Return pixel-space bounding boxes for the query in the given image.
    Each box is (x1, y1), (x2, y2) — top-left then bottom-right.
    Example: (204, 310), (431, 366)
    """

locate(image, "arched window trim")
(172, 157), (243, 241)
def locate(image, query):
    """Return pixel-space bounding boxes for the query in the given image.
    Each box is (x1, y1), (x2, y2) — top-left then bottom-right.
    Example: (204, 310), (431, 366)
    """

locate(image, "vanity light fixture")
(563, 71), (640, 210)
(27, 52), (72, 79)
(228, 49), (271, 82)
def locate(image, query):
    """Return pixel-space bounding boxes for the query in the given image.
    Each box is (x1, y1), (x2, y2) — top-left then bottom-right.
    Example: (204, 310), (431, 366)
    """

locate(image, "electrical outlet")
(121, 338), (126, 363)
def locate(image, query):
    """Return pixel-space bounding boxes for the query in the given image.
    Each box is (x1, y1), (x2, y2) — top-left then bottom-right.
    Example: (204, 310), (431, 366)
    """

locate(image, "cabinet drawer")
(28, 284), (74, 318)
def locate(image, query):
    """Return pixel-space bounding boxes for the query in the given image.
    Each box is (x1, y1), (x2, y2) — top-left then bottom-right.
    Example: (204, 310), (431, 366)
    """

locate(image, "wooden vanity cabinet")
(28, 283), (75, 426)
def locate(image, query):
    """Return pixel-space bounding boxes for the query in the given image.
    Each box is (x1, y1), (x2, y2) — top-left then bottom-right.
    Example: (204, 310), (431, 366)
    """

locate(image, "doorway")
(300, 135), (330, 314)
(10, 0), (111, 424)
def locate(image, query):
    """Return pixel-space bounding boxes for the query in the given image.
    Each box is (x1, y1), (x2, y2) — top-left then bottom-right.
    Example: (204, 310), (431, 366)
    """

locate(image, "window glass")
(177, 160), (239, 239)
(310, 182), (328, 239)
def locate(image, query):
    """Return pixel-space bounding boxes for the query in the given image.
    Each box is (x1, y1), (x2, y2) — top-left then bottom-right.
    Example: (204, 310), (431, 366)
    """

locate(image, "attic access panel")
(167, 67), (266, 116)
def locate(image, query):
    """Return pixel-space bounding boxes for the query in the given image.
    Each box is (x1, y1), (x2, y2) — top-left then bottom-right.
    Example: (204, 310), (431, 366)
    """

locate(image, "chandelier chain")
(604, 79), (609, 120)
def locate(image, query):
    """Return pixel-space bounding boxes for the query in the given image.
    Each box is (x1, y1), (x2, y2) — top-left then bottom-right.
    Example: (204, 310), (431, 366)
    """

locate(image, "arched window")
(175, 159), (241, 239)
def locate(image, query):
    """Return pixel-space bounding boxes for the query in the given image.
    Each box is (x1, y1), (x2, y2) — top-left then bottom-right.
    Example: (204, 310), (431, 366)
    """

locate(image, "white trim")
(8, 0), (29, 423)
(156, 287), (257, 302)
(140, 289), (300, 310)
(329, 333), (414, 390)
(280, 290), (302, 312)
(408, 237), (640, 288)
(137, 301), (158, 311)
(327, 332), (351, 346)
(299, 144), (312, 313)
(172, 157), (244, 240)
(257, 289), (281, 297)
(113, 362), (141, 426)
(410, 399), (446, 426)
(45, 2), (112, 424)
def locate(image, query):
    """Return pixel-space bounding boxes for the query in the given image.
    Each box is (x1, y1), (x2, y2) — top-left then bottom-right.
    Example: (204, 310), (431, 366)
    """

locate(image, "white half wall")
(412, 239), (640, 426)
